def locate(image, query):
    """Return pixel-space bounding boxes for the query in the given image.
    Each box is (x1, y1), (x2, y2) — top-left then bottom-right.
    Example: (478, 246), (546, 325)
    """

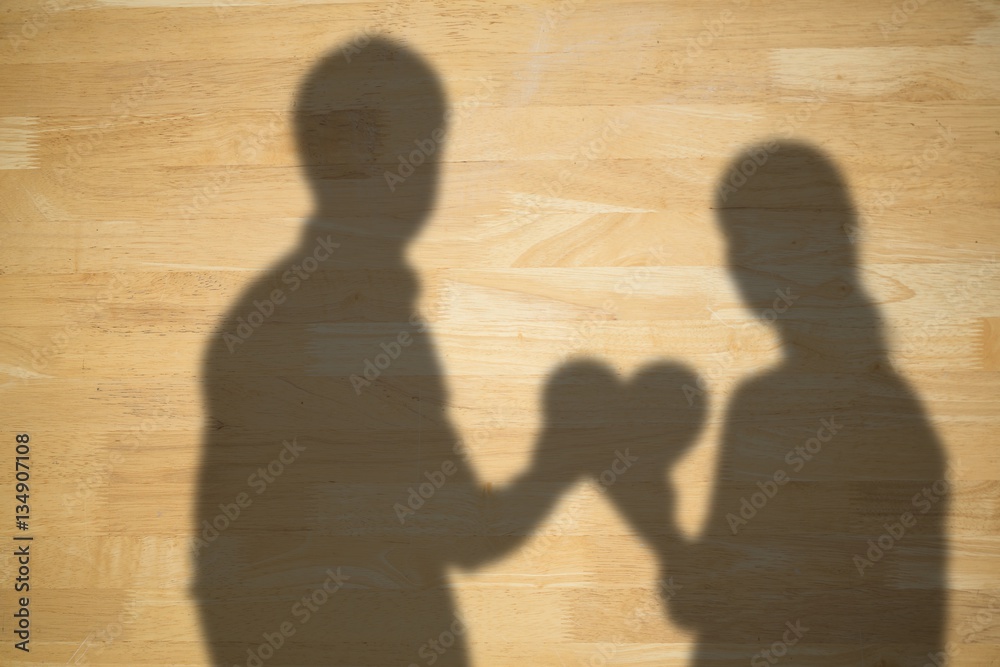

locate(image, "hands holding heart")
(533, 358), (707, 493)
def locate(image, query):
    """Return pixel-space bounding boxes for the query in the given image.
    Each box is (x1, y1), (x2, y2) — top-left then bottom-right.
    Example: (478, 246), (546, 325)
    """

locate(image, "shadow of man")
(192, 36), (607, 666)
(603, 141), (948, 666)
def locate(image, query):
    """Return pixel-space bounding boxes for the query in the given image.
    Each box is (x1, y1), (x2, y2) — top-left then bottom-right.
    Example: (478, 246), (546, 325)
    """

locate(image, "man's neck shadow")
(192, 37), (600, 666)
(602, 141), (949, 666)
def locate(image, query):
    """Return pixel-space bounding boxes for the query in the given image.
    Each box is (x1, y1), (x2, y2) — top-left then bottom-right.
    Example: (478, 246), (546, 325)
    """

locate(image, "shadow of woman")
(603, 141), (948, 666)
(192, 36), (604, 666)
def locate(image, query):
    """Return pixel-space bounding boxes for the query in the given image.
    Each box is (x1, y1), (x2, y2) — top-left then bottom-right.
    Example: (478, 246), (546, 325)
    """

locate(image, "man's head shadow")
(294, 35), (445, 252)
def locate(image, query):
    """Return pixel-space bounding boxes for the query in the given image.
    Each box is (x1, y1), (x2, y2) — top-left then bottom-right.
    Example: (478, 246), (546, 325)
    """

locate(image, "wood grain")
(1, 0), (998, 665)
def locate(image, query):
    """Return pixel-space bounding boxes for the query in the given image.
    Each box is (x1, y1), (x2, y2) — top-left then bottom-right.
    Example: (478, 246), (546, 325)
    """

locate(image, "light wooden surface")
(1, 0), (999, 665)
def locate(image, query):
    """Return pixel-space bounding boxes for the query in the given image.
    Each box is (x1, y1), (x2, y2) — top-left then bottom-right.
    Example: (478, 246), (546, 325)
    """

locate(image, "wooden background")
(1, 0), (999, 665)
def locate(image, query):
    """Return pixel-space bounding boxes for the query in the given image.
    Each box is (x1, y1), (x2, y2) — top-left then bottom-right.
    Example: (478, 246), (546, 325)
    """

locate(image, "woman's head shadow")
(713, 140), (883, 359)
